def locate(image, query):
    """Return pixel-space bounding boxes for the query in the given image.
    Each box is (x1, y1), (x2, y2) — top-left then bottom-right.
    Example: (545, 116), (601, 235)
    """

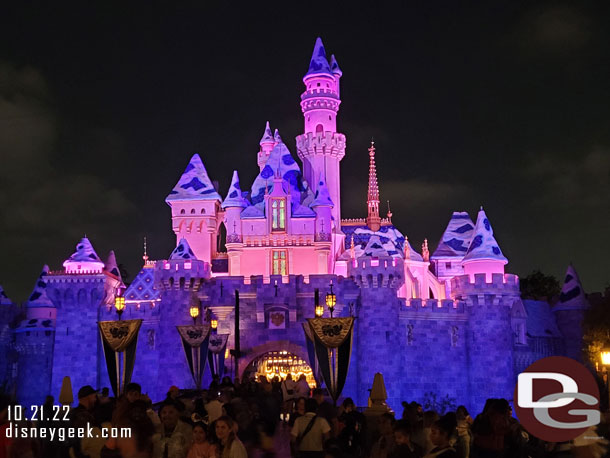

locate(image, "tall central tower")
(296, 37), (346, 230)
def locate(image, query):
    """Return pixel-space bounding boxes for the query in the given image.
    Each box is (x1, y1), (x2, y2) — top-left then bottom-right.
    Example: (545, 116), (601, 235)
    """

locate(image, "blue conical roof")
(169, 238), (198, 261)
(222, 170), (248, 208)
(556, 264), (588, 309)
(65, 237), (103, 263)
(260, 121), (274, 145)
(311, 174), (334, 207)
(462, 208), (507, 263)
(249, 139), (304, 211)
(27, 265), (54, 307)
(330, 54), (342, 76)
(166, 154), (221, 202)
(305, 37), (332, 78)
(431, 212), (475, 258)
(362, 235), (391, 258)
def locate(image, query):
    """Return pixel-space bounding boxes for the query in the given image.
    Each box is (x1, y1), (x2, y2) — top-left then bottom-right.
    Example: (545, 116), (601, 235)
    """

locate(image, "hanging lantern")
(325, 282), (336, 318)
(189, 305), (200, 325)
(114, 295), (126, 320)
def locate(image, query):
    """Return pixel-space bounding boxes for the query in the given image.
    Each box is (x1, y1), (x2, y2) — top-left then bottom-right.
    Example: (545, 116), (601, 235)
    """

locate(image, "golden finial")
(350, 234), (355, 259)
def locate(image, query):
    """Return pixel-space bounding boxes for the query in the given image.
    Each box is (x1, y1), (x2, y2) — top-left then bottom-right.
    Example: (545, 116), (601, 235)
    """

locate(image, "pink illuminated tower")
(296, 37), (346, 231)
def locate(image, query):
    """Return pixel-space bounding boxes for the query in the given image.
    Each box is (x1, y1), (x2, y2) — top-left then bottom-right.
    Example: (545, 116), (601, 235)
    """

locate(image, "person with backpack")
(291, 398), (331, 458)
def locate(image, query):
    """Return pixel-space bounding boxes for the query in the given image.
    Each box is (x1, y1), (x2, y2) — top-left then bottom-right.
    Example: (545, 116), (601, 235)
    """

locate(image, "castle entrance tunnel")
(242, 350), (316, 388)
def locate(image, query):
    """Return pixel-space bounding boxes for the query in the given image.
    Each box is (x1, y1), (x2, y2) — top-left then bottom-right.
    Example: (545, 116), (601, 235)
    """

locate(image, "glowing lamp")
(114, 295), (126, 320)
(325, 282), (336, 318)
(315, 304), (324, 318)
(189, 305), (200, 325)
(601, 350), (610, 366)
(211, 319), (218, 330)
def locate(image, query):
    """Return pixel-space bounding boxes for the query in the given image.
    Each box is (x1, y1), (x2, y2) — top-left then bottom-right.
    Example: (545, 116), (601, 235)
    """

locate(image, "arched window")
(201, 208), (206, 214)
(180, 209), (186, 215)
(191, 209), (196, 214)
(315, 124), (323, 133)
(271, 198), (286, 232)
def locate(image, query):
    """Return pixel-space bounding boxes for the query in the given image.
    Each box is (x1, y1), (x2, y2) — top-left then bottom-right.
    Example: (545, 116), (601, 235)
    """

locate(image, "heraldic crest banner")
(207, 333), (229, 379)
(98, 319), (143, 397)
(306, 317), (355, 404)
(177, 324), (211, 389)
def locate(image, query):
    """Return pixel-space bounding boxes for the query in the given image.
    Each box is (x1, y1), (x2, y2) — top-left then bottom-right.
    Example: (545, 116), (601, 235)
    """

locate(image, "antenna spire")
(143, 236), (150, 265)
(366, 140), (381, 231)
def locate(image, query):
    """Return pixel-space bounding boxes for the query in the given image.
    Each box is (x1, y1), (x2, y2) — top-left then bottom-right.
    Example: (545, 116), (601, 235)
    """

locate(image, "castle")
(0, 38), (589, 414)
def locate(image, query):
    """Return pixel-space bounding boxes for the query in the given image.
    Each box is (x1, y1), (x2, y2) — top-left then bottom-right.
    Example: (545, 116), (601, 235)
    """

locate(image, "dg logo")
(514, 356), (601, 441)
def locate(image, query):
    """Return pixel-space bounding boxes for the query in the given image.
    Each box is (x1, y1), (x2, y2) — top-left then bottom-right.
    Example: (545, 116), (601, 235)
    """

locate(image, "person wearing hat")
(164, 386), (186, 413)
(70, 385), (106, 458)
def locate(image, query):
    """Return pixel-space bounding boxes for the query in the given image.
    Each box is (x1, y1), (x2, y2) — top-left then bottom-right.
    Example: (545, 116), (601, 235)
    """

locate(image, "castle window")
(317, 82), (320, 87)
(316, 124), (323, 133)
(191, 209), (196, 214)
(201, 208), (206, 214)
(271, 198), (286, 232)
(328, 115), (332, 120)
(180, 209), (185, 214)
(445, 262), (451, 269)
(272, 250), (287, 275)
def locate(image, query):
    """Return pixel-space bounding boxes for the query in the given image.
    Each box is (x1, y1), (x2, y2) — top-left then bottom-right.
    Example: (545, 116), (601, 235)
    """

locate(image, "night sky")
(1, 2), (609, 300)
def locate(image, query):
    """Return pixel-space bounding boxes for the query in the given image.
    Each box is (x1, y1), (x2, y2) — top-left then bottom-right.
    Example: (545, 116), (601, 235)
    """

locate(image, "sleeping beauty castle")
(0, 38), (589, 413)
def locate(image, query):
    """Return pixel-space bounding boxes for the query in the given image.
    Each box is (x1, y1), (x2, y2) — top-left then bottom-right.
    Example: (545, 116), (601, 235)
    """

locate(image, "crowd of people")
(0, 374), (608, 458)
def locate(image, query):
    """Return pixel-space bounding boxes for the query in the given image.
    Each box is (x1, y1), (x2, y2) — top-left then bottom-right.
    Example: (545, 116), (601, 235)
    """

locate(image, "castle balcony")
(243, 235), (314, 247)
(300, 87), (340, 100)
(296, 132), (346, 159)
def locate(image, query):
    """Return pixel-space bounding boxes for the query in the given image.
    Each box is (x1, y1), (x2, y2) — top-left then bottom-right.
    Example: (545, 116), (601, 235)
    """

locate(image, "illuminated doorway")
(244, 350), (316, 388)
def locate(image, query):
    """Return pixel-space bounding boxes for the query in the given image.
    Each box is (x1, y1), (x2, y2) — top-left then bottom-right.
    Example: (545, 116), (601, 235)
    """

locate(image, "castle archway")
(243, 350), (316, 388)
(239, 340), (316, 387)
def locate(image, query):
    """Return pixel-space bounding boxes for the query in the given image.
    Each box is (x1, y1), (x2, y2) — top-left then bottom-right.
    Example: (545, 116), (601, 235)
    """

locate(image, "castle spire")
(143, 237), (149, 264)
(422, 239), (429, 262)
(305, 37), (332, 77)
(260, 121), (274, 145)
(366, 141), (381, 231)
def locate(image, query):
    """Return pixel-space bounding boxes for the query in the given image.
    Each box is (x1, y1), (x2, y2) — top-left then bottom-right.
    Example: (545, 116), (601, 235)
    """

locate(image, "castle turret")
(451, 209), (518, 412)
(258, 121), (275, 171)
(222, 170), (247, 275)
(296, 37), (346, 229)
(311, 174), (333, 273)
(15, 265), (56, 408)
(166, 154), (222, 263)
(553, 264), (589, 361)
(154, 239), (209, 390)
(349, 236), (405, 409)
(47, 237), (107, 400)
(461, 207), (507, 282)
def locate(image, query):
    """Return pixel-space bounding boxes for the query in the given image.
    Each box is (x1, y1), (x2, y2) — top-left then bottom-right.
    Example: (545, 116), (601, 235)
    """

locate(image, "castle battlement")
(451, 273), (519, 296)
(404, 298), (463, 312)
(154, 259), (211, 291)
(348, 257), (405, 289)
(48, 270), (104, 277)
(296, 131), (346, 159)
(46, 273), (105, 284)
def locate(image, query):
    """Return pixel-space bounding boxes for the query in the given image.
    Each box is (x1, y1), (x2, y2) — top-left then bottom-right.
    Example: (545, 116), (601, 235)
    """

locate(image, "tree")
(520, 270), (560, 301)
(582, 290), (610, 367)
